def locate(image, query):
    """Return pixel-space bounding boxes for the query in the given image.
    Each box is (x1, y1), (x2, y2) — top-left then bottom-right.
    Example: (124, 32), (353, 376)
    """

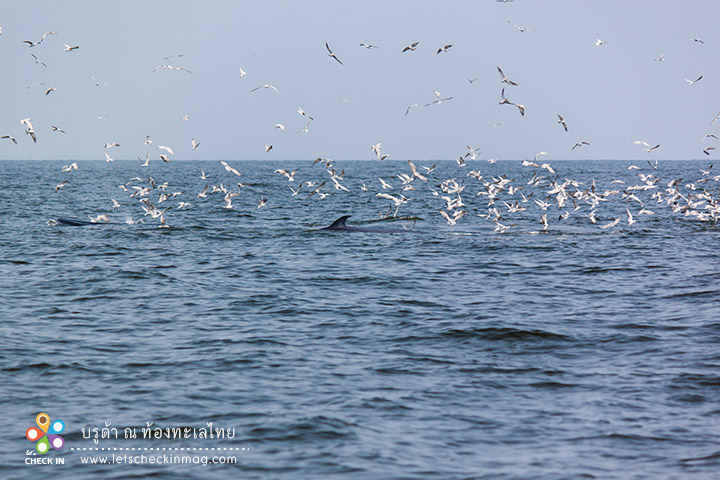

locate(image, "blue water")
(1, 159), (719, 479)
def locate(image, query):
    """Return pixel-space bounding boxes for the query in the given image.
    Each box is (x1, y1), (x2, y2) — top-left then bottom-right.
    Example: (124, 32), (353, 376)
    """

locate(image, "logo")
(26, 413), (65, 454)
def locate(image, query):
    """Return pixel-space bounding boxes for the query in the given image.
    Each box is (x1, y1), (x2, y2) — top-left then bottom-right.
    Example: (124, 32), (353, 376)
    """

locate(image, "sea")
(1, 159), (719, 479)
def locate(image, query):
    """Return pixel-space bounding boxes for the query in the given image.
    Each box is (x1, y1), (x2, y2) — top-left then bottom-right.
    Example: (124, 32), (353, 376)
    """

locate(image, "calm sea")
(1, 159), (719, 479)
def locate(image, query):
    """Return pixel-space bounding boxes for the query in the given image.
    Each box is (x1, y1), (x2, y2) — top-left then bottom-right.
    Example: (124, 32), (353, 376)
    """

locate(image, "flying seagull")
(402, 42), (419, 52)
(250, 84), (279, 93)
(325, 42), (343, 65)
(436, 44), (452, 54)
(685, 75), (703, 85)
(557, 114), (568, 132)
(497, 66), (518, 86)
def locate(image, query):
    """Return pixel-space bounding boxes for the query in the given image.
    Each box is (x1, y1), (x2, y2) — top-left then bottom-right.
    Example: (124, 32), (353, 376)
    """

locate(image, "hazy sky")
(1, 0), (719, 161)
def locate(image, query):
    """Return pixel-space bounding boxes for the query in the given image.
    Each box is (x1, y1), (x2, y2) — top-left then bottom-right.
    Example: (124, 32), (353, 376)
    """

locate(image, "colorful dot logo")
(26, 413), (65, 454)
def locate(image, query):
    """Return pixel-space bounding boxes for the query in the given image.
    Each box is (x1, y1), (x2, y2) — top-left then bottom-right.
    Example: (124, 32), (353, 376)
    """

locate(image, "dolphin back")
(324, 215), (352, 230)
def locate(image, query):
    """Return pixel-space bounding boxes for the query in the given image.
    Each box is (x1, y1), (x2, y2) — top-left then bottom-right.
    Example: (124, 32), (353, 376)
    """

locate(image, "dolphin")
(321, 215), (412, 233)
(55, 217), (104, 226)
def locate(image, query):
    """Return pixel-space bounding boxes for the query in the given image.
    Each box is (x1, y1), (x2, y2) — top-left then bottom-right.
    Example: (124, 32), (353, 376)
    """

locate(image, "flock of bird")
(2, 19), (719, 232)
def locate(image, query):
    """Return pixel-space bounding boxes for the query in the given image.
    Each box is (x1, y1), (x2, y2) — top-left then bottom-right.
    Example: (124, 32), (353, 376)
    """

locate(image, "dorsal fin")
(326, 215), (351, 229)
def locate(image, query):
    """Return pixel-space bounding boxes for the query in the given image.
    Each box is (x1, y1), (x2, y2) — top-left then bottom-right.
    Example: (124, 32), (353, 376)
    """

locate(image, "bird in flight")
(31, 53), (47, 67)
(359, 43), (379, 49)
(436, 44), (452, 54)
(685, 75), (703, 85)
(298, 107), (314, 120)
(508, 20), (534, 32)
(325, 43), (343, 65)
(499, 88), (525, 116)
(497, 66), (518, 86)
(572, 141), (590, 150)
(557, 114), (568, 132)
(64, 44), (79, 52)
(402, 42), (419, 52)
(250, 84), (279, 93)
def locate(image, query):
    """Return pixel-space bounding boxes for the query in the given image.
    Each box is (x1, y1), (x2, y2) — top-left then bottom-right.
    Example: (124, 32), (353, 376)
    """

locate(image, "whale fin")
(325, 215), (352, 230)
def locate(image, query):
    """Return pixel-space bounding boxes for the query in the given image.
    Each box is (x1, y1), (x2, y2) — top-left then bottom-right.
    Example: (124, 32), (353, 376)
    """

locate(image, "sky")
(1, 0), (719, 161)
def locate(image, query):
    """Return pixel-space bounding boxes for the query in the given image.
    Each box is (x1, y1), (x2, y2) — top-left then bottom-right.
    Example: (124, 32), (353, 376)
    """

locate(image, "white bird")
(31, 53), (47, 67)
(436, 44), (452, 54)
(220, 160), (242, 176)
(325, 42), (343, 65)
(105, 153), (114, 162)
(140, 154), (150, 167)
(144, 135), (153, 145)
(111, 198), (121, 209)
(61, 162), (78, 172)
(274, 168), (297, 181)
(289, 184), (303, 196)
(158, 145), (174, 155)
(655, 53), (664, 62)
(298, 107), (314, 120)
(685, 75), (703, 85)
(378, 177), (393, 189)
(690, 37), (705, 44)
(402, 41), (419, 52)
(51, 125), (65, 133)
(264, 143), (273, 153)
(105, 141), (120, 148)
(298, 121), (310, 133)
(1, 135), (17, 144)
(508, 20), (534, 32)
(238, 67), (247, 77)
(405, 104), (420, 116)
(191, 138), (200, 150)
(250, 84), (280, 93)
(257, 197), (267, 209)
(499, 88), (524, 116)
(21, 118), (36, 143)
(572, 141), (590, 150)
(595, 39), (607, 46)
(557, 114), (568, 132)
(45, 87), (58, 96)
(63, 44), (79, 52)
(497, 66), (518, 86)
(600, 217), (621, 229)
(371, 141), (383, 160)
(626, 208), (636, 226)
(181, 114), (189, 122)
(91, 75), (109, 86)
(274, 123), (285, 131)
(359, 43), (379, 49)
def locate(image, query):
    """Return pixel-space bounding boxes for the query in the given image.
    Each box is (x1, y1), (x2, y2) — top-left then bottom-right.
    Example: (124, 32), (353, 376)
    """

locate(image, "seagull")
(20, 118), (36, 143)
(31, 53), (47, 67)
(297, 121), (310, 133)
(274, 123), (285, 131)
(111, 198), (121, 209)
(51, 125), (65, 133)
(685, 75), (703, 85)
(105, 152), (114, 162)
(275, 168), (298, 181)
(191, 138), (200, 150)
(359, 43), (379, 49)
(436, 44), (452, 54)
(595, 39), (607, 46)
(264, 143), (273, 152)
(690, 37), (705, 44)
(45, 87), (58, 96)
(468, 77), (479, 84)
(371, 141), (383, 160)
(158, 145), (174, 155)
(497, 66), (518, 86)
(91, 75), (109, 86)
(105, 142), (120, 148)
(499, 88), (524, 116)
(408, 160), (428, 181)
(572, 141), (590, 150)
(405, 103), (420, 116)
(55, 180), (68, 192)
(600, 217), (621, 229)
(250, 84), (280, 93)
(325, 42), (343, 65)
(289, 184), (303, 196)
(425, 96), (453, 107)
(703, 147), (716, 156)
(540, 214), (549, 231)
(139, 154), (150, 167)
(557, 114), (568, 132)
(220, 160), (242, 176)
(508, 20), (534, 32)
(308, 181), (326, 197)
(534, 151), (549, 161)
(257, 197), (267, 209)
(238, 67), (247, 77)
(159, 154), (170, 163)
(61, 162), (78, 172)
(144, 135), (153, 145)
(626, 209), (636, 226)
(23, 39), (41, 47)
(181, 113), (189, 122)
(1, 135), (17, 145)
(402, 41), (419, 52)
(298, 107), (314, 120)
(655, 53), (664, 62)
(702, 133), (719, 142)
(63, 44), (79, 52)
(378, 177), (393, 190)
(712, 112), (720, 125)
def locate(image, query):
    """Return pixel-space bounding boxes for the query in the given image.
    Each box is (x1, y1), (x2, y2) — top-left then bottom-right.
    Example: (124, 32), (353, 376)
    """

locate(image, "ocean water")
(1, 159), (719, 479)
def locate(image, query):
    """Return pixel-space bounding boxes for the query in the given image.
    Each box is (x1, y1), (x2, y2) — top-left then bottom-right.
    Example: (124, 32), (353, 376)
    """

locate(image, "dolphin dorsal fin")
(327, 215), (351, 229)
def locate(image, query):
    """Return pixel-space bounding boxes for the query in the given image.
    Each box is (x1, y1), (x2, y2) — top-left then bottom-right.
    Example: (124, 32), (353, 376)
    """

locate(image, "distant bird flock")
(1, 20), (719, 230)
